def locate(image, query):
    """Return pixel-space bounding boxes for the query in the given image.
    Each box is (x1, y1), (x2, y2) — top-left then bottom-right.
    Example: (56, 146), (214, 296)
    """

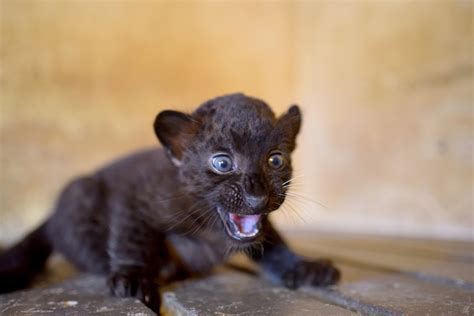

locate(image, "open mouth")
(217, 207), (262, 241)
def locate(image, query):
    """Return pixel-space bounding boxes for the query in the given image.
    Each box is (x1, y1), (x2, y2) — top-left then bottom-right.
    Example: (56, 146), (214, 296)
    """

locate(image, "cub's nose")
(245, 195), (268, 210)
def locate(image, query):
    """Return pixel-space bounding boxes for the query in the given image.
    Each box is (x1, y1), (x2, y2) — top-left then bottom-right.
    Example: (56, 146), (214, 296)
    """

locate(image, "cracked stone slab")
(0, 274), (154, 315)
(161, 272), (355, 315)
(329, 275), (473, 315)
(304, 264), (474, 316)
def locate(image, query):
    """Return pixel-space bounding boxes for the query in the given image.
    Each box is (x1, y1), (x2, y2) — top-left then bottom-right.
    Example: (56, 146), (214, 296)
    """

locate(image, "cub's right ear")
(154, 110), (198, 166)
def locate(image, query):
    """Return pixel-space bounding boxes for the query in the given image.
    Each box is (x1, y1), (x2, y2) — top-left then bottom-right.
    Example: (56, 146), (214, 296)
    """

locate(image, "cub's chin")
(216, 207), (263, 242)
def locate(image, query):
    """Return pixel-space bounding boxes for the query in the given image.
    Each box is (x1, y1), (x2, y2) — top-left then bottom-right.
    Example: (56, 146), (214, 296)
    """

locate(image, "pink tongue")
(229, 214), (261, 233)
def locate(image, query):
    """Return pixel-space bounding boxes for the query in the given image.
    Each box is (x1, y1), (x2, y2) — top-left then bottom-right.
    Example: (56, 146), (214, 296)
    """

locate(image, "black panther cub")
(0, 93), (340, 313)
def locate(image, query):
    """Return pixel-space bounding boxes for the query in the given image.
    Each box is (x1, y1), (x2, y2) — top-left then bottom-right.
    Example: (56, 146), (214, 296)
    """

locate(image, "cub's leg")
(107, 200), (171, 313)
(250, 221), (340, 288)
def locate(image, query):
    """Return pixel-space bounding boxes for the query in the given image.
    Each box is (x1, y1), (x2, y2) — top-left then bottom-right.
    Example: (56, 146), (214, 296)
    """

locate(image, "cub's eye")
(268, 152), (285, 169)
(211, 154), (233, 173)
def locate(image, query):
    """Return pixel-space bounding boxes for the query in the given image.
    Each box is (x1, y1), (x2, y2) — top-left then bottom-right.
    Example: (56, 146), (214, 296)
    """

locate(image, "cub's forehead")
(193, 94), (278, 153)
(194, 93), (276, 123)
(203, 107), (275, 135)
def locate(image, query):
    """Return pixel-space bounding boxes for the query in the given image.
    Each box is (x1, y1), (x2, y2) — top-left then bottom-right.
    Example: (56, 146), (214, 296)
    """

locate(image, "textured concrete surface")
(332, 274), (474, 316)
(161, 273), (355, 316)
(0, 274), (154, 315)
(302, 263), (474, 316)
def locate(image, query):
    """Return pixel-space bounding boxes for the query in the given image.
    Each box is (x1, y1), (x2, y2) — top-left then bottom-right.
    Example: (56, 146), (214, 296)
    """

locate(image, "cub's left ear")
(276, 105), (302, 151)
(154, 110), (199, 166)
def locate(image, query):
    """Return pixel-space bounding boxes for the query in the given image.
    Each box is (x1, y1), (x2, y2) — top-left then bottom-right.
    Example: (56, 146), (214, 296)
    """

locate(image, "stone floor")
(0, 232), (473, 315)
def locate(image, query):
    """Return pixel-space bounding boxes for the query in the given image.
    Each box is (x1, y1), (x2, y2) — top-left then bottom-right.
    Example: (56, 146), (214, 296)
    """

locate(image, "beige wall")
(1, 1), (472, 243)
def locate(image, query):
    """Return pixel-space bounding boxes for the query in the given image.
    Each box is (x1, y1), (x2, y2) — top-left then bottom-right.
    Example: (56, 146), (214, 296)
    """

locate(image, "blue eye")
(211, 154), (233, 173)
(268, 153), (285, 169)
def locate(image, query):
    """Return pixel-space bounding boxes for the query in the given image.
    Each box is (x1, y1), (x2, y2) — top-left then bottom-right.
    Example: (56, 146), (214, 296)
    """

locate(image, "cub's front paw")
(281, 259), (340, 289)
(108, 272), (161, 313)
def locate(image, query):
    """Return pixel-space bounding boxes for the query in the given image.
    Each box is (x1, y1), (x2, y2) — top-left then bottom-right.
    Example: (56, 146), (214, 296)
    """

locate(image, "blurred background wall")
(1, 1), (472, 244)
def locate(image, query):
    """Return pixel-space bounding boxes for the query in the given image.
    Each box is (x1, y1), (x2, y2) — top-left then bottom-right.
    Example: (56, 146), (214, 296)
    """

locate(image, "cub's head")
(154, 93), (301, 242)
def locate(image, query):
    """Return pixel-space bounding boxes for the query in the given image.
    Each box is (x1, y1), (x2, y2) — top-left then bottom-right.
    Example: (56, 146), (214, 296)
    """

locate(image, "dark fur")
(0, 93), (339, 313)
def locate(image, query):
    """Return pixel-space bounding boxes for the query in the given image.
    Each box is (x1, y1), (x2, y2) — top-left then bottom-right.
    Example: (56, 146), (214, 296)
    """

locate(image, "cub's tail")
(0, 222), (52, 293)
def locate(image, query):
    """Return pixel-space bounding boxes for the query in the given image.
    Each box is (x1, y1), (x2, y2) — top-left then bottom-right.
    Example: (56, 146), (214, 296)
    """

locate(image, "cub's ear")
(275, 105), (302, 151)
(154, 110), (198, 166)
